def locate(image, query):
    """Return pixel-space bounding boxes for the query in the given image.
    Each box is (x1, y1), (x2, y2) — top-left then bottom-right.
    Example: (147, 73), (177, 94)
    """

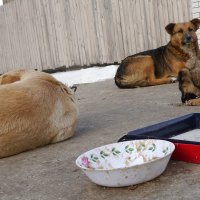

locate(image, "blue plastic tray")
(118, 113), (200, 163)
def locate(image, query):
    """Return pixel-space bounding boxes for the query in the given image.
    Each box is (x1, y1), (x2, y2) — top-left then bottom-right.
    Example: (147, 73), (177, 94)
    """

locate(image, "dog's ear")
(190, 18), (200, 31)
(165, 23), (175, 35)
(0, 74), (20, 85)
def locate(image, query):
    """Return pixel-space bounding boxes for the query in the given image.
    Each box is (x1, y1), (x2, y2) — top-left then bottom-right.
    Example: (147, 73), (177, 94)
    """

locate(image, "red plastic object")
(172, 142), (200, 164)
(118, 113), (200, 164)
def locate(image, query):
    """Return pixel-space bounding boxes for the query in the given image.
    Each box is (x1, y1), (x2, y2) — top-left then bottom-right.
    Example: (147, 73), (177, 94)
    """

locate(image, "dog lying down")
(0, 69), (78, 158)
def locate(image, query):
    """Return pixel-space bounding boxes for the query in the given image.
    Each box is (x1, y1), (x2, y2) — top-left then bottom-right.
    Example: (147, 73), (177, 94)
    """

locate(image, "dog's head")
(165, 18), (200, 50)
(178, 68), (200, 103)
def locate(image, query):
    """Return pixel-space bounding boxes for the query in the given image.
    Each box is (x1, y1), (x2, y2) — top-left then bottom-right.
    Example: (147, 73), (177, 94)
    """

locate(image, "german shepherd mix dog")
(0, 70), (77, 158)
(115, 18), (200, 88)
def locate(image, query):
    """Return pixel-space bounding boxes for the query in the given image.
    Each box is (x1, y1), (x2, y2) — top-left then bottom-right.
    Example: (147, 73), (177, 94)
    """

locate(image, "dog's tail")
(115, 76), (147, 88)
(115, 70), (148, 89)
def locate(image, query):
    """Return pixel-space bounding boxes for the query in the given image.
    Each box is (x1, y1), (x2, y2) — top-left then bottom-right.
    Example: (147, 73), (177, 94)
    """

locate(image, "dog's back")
(115, 46), (170, 88)
(0, 70), (77, 158)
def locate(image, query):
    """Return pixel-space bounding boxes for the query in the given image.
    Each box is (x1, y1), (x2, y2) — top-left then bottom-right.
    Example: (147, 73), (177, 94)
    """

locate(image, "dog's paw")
(169, 77), (177, 83)
(185, 98), (200, 106)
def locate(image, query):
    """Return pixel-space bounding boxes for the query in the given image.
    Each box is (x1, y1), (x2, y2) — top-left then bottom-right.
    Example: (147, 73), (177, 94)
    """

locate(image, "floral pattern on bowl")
(77, 139), (172, 170)
(76, 139), (175, 187)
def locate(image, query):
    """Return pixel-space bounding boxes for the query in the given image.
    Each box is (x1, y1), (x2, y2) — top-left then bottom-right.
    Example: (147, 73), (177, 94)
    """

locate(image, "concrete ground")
(1, 80), (200, 200)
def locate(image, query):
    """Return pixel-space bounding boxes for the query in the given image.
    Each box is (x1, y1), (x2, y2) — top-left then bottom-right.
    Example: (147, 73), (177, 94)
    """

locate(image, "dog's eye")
(178, 29), (183, 33)
(188, 27), (194, 32)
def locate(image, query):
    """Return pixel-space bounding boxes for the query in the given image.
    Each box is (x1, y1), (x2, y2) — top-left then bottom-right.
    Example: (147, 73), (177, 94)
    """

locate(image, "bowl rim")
(75, 139), (175, 172)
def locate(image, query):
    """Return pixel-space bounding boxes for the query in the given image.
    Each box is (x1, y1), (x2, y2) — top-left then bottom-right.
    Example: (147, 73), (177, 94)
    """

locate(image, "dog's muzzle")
(182, 34), (193, 45)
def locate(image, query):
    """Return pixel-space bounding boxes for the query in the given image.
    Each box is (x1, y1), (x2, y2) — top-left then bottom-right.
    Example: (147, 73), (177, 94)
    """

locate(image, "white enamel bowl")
(76, 139), (175, 187)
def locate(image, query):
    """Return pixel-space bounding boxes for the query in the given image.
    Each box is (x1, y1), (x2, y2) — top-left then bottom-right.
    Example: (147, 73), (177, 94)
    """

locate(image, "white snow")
(52, 65), (118, 87)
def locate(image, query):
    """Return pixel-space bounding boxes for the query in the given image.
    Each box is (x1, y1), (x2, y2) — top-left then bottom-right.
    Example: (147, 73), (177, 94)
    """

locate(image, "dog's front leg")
(186, 98), (200, 106)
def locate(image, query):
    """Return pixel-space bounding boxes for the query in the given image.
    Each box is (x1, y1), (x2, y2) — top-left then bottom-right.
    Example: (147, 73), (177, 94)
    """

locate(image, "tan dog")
(0, 69), (77, 158)
(115, 18), (200, 88)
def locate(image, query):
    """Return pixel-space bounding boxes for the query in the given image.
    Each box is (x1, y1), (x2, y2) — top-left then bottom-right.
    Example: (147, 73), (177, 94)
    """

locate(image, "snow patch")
(52, 65), (118, 87)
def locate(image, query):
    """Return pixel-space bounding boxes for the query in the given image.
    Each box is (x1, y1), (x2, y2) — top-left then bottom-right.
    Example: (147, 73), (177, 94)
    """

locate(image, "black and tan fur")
(115, 19), (200, 88)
